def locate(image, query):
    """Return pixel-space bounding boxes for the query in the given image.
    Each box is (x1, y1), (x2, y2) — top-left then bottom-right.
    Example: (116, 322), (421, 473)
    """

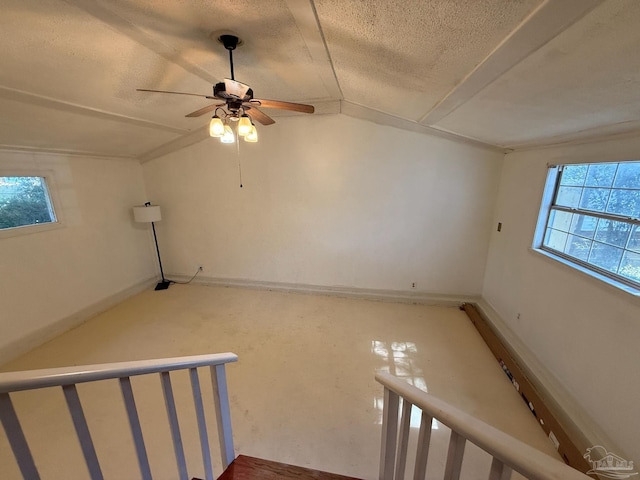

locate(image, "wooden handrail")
(0, 352), (238, 393)
(376, 372), (592, 480)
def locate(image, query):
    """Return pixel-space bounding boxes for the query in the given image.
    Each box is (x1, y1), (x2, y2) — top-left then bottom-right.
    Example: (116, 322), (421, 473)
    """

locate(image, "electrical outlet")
(411, 282), (417, 289)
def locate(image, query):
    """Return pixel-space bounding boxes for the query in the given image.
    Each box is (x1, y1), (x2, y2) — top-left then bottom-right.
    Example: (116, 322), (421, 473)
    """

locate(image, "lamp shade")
(133, 205), (161, 223)
(245, 125), (258, 142)
(209, 116), (225, 137)
(221, 125), (235, 144)
(237, 115), (252, 136)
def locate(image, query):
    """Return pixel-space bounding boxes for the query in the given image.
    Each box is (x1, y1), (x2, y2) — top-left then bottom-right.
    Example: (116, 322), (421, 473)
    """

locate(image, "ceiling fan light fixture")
(245, 125), (258, 143)
(237, 114), (252, 136)
(137, 33), (315, 149)
(209, 115), (225, 137)
(221, 125), (235, 143)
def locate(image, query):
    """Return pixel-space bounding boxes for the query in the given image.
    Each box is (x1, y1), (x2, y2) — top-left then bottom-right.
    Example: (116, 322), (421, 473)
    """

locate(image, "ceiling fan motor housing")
(214, 82), (254, 103)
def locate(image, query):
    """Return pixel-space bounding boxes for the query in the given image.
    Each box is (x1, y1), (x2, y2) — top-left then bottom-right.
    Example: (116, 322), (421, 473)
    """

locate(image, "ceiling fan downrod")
(218, 34), (240, 81)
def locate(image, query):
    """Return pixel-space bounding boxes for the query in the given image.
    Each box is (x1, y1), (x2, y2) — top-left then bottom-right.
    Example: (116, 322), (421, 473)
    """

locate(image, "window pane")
(585, 163), (617, 187)
(629, 225), (640, 252)
(556, 186), (581, 208)
(619, 251), (640, 283)
(569, 214), (597, 239)
(548, 209), (572, 232)
(589, 242), (623, 273)
(565, 235), (592, 261)
(560, 164), (587, 186)
(606, 189), (640, 218)
(579, 187), (610, 212)
(613, 161), (640, 188)
(544, 228), (568, 252)
(537, 161), (640, 290)
(594, 219), (632, 248)
(0, 176), (56, 230)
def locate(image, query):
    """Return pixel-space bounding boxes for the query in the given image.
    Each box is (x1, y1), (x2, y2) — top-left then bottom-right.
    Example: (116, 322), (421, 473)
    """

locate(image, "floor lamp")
(133, 202), (171, 290)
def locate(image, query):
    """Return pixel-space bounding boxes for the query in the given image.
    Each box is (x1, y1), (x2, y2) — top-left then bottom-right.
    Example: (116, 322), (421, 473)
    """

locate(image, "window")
(534, 161), (640, 291)
(0, 176), (57, 231)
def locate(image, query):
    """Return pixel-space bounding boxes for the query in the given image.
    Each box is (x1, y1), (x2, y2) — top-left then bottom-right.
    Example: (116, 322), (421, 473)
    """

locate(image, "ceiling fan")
(137, 34), (315, 143)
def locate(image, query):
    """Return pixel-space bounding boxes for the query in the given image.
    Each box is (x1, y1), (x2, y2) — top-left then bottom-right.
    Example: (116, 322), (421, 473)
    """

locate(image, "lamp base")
(155, 280), (171, 291)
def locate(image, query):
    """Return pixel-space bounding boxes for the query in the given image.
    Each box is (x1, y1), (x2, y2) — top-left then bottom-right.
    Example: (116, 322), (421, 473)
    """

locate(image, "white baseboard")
(171, 274), (478, 307)
(474, 298), (625, 459)
(0, 277), (157, 365)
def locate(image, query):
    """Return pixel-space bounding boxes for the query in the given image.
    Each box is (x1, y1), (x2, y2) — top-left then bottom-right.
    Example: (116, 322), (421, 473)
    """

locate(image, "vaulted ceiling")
(1, 0), (639, 160)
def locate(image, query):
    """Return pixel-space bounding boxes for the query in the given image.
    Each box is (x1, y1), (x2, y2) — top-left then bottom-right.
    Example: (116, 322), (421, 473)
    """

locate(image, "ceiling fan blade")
(137, 88), (214, 99)
(246, 107), (275, 126)
(252, 98), (314, 114)
(185, 103), (225, 118)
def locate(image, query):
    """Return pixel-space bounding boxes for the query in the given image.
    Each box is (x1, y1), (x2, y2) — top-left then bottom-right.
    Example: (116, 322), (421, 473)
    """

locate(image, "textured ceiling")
(0, 0), (637, 159)
(314, 0), (540, 120)
(436, 0), (640, 148)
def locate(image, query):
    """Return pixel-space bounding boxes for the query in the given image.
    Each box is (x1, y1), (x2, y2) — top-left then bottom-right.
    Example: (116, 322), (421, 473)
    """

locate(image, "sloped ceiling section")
(0, 0), (637, 160)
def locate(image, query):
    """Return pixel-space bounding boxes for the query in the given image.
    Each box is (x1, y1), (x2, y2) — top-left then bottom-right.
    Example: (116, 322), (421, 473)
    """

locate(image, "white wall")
(0, 151), (156, 362)
(482, 136), (640, 462)
(143, 114), (503, 296)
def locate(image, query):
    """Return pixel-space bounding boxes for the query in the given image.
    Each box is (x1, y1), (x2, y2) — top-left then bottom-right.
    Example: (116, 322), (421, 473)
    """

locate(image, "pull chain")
(237, 135), (243, 188)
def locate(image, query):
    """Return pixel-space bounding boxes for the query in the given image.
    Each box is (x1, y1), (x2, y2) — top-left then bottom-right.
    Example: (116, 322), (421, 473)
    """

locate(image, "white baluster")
(379, 387), (400, 480)
(0, 392), (40, 480)
(413, 412), (433, 480)
(210, 364), (235, 469)
(488, 457), (512, 480)
(443, 431), (466, 480)
(190, 368), (214, 480)
(62, 384), (104, 480)
(119, 376), (152, 480)
(395, 399), (412, 480)
(160, 371), (188, 480)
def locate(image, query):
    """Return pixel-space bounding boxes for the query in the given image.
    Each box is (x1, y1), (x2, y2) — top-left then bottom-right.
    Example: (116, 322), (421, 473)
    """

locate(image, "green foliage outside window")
(0, 176), (56, 230)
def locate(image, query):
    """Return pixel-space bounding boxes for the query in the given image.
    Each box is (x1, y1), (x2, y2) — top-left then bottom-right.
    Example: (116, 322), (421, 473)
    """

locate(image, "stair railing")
(376, 372), (592, 480)
(0, 352), (238, 480)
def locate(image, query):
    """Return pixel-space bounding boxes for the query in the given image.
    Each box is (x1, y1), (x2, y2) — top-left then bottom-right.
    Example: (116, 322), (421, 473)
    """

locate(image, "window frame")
(0, 169), (64, 239)
(533, 161), (640, 295)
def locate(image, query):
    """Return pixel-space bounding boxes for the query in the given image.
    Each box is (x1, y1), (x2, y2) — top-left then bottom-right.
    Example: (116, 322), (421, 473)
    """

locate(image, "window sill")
(0, 221), (64, 240)
(530, 247), (640, 298)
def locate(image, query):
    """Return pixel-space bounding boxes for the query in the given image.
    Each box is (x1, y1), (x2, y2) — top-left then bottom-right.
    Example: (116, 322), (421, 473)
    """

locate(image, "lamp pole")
(137, 201), (171, 291)
(150, 219), (170, 290)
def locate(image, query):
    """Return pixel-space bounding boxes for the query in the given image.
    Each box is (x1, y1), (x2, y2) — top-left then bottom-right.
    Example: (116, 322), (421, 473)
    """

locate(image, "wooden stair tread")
(213, 454), (364, 480)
